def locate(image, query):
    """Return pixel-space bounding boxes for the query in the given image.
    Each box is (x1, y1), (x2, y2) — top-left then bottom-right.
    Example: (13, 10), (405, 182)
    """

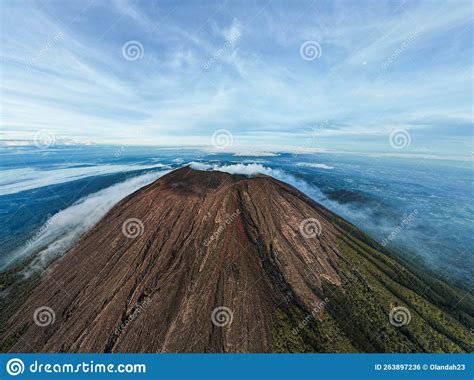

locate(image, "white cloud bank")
(296, 163), (334, 170)
(189, 162), (275, 176)
(3, 170), (169, 273)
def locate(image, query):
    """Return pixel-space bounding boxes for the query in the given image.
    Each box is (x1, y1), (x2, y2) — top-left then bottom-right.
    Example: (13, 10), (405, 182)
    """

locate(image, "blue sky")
(0, 0), (472, 158)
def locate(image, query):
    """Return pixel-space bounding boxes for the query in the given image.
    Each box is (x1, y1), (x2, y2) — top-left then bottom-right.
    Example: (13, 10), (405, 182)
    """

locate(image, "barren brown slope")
(2, 167), (472, 353)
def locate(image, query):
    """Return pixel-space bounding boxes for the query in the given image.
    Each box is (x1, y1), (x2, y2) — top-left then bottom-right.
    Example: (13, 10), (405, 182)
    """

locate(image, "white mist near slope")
(189, 162), (274, 176)
(4, 170), (169, 274)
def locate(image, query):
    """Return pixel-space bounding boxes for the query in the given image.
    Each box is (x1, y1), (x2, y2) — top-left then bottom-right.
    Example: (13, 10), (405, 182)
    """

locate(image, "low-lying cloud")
(188, 161), (328, 202)
(4, 170), (169, 274)
(296, 163), (334, 170)
(189, 162), (275, 176)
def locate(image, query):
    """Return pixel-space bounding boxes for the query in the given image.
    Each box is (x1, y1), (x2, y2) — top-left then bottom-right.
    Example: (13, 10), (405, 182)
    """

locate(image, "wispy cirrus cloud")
(1, 0), (472, 157)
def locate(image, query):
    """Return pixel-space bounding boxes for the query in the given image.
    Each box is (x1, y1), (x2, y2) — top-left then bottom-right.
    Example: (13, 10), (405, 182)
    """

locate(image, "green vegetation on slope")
(272, 229), (473, 353)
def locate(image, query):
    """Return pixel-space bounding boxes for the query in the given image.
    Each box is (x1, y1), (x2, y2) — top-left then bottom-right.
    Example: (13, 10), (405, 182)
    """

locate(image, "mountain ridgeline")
(1, 167), (472, 352)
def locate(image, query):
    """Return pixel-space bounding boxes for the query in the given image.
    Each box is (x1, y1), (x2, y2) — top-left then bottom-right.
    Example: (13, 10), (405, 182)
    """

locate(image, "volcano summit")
(1, 167), (472, 353)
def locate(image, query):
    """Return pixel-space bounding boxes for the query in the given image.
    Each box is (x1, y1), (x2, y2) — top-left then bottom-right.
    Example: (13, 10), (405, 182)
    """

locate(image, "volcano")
(1, 167), (472, 353)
